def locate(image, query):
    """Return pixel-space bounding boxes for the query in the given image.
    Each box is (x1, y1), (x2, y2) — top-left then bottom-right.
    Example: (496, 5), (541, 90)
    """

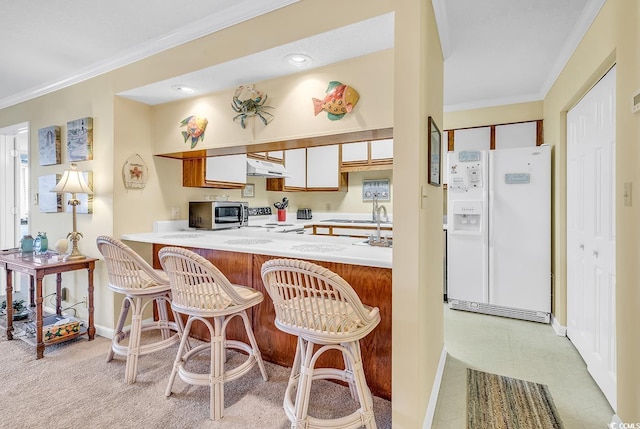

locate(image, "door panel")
(566, 65), (616, 410)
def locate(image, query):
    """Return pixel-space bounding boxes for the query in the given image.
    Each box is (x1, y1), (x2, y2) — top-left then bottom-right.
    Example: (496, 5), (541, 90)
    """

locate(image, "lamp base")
(63, 253), (87, 262)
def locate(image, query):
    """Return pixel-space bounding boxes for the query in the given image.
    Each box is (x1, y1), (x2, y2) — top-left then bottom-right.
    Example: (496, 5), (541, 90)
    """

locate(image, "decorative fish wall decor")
(312, 81), (360, 120)
(180, 116), (208, 148)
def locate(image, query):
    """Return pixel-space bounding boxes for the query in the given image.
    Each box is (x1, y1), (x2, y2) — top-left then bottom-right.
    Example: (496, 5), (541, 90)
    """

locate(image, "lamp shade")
(52, 163), (93, 194)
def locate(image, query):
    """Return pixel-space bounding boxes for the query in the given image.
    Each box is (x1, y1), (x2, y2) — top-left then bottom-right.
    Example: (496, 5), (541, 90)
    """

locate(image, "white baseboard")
(95, 317), (156, 340)
(95, 324), (114, 339)
(423, 345), (448, 429)
(43, 304), (113, 339)
(609, 414), (622, 427)
(551, 314), (567, 336)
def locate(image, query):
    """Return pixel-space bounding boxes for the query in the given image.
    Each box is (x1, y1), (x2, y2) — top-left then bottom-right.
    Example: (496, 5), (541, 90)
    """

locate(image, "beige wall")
(440, 0), (640, 420)
(151, 50), (393, 155)
(444, 100), (543, 130)
(543, 0), (616, 330)
(545, 0), (639, 420)
(392, 1), (444, 426)
(0, 1), (444, 427)
(0, 75), (116, 327)
(246, 170), (394, 215)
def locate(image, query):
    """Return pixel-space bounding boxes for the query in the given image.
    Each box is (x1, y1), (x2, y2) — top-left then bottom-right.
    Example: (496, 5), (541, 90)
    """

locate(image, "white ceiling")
(0, 0), (605, 113)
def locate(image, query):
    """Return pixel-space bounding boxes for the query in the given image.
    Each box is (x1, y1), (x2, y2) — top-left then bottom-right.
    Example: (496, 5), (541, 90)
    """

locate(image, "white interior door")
(566, 65), (616, 410)
(0, 133), (16, 249)
(0, 122), (30, 296)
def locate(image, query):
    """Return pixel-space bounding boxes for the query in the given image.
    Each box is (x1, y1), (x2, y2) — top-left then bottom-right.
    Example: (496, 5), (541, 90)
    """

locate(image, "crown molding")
(432, 0), (452, 60)
(444, 92), (544, 113)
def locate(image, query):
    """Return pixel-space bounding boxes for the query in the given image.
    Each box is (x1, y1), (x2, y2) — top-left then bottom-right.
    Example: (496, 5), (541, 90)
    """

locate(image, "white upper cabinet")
(342, 141), (369, 162)
(205, 154), (247, 184)
(495, 122), (537, 149)
(340, 139), (393, 171)
(370, 138), (393, 160)
(284, 148), (306, 189)
(453, 127), (491, 151)
(268, 146), (346, 191)
(307, 145), (340, 189)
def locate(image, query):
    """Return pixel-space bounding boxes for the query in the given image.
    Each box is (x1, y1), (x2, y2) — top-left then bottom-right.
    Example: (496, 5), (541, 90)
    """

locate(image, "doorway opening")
(0, 121), (30, 294)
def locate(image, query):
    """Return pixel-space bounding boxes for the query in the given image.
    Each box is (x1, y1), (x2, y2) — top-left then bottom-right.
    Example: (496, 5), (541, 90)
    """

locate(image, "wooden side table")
(0, 251), (97, 359)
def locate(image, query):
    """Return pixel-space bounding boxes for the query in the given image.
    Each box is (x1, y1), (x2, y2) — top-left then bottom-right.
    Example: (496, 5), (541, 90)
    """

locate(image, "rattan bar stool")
(96, 236), (182, 384)
(158, 246), (268, 421)
(261, 258), (381, 429)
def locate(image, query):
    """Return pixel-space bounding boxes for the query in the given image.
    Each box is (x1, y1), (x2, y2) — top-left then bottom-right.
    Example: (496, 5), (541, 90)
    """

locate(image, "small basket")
(43, 318), (80, 342)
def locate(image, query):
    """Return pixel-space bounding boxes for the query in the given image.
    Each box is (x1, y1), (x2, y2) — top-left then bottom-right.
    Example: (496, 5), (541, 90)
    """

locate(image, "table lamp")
(52, 163), (93, 261)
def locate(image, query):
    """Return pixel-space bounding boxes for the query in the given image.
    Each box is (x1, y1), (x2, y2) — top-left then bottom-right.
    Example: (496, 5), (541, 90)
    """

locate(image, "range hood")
(246, 158), (291, 178)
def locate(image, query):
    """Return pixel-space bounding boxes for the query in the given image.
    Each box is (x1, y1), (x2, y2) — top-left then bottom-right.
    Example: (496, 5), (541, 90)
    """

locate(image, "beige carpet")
(0, 335), (391, 428)
(467, 368), (564, 429)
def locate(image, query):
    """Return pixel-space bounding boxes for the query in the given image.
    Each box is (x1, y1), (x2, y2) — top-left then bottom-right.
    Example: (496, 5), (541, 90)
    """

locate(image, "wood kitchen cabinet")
(267, 146), (347, 192)
(247, 150), (284, 163)
(182, 153), (247, 189)
(340, 138), (393, 172)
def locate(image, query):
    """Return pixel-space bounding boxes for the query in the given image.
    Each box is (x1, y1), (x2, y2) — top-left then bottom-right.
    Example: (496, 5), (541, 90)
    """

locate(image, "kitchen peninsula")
(121, 216), (392, 399)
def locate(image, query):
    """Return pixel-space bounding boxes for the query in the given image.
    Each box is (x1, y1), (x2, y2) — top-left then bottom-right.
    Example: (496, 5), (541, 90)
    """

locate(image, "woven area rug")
(467, 369), (564, 429)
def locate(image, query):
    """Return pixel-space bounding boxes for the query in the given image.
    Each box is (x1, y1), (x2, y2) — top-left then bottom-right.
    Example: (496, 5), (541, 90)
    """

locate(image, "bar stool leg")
(292, 338), (315, 428)
(348, 341), (377, 429)
(211, 316), (225, 421)
(125, 297), (143, 384)
(155, 295), (172, 340)
(166, 316), (194, 397)
(342, 346), (358, 400)
(108, 297), (130, 363)
(239, 310), (268, 381)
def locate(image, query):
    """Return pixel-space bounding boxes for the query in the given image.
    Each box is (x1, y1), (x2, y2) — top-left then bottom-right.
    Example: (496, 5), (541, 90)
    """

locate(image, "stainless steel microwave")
(188, 201), (248, 230)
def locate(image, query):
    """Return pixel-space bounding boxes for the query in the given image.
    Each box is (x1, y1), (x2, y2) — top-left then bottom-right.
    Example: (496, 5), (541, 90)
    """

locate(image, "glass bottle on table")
(34, 232), (48, 254)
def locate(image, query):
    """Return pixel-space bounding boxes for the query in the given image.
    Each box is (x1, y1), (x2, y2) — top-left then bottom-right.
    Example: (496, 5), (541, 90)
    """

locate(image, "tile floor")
(432, 306), (615, 428)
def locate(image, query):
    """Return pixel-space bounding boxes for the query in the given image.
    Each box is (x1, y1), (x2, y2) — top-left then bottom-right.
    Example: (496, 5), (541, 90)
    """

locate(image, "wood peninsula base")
(152, 244), (391, 400)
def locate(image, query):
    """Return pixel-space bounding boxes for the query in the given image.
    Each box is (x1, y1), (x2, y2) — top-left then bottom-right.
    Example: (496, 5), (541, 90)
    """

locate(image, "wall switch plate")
(624, 182), (632, 206)
(33, 193), (39, 205)
(171, 207), (180, 219)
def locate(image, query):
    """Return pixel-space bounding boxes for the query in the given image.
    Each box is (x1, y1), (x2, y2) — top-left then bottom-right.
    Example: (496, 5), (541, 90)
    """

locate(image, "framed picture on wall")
(38, 174), (63, 213)
(67, 117), (93, 161)
(428, 116), (441, 186)
(362, 179), (390, 202)
(38, 125), (61, 166)
(242, 183), (255, 198)
(65, 171), (94, 214)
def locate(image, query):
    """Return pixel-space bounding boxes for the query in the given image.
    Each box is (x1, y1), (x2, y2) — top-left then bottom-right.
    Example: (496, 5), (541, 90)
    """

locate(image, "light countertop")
(122, 214), (392, 269)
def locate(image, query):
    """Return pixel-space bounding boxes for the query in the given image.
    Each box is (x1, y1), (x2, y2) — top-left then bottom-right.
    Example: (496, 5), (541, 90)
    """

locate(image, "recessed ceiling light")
(284, 53), (313, 67)
(171, 85), (197, 95)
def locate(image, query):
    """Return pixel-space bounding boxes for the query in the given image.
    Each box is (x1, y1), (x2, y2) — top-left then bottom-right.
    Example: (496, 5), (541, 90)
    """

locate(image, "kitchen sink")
(322, 219), (392, 225)
(353, 237), (393, 248)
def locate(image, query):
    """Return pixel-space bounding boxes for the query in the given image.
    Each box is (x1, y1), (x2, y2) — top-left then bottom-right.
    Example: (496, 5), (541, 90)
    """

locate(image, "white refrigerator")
(446, 145), (551, 323)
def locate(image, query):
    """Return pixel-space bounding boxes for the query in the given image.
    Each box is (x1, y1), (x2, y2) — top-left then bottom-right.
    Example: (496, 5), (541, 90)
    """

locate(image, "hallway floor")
(432, 306), (614, 428)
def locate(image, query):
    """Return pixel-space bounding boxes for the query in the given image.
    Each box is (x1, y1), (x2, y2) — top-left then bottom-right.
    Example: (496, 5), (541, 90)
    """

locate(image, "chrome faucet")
(372, 194), (379, 222)
(371, 194), (390, 245)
